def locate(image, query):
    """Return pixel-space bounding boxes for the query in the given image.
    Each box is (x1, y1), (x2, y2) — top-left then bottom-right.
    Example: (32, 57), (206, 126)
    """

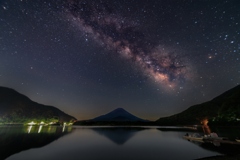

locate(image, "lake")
(1, 125), (240, 160)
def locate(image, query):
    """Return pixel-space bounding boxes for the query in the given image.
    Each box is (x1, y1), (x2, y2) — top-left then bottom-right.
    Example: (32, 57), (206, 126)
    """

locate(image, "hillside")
(0, 86), (76, 124)
(156, 85), (240, 125)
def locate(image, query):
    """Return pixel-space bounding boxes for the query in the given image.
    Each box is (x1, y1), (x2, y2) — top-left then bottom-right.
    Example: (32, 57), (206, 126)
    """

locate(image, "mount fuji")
(91, 108), (147, 122)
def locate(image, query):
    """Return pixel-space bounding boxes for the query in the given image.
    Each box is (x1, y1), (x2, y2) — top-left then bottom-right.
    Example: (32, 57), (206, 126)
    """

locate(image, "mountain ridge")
(0, 86), (76, 124)
(156, 85), (240, 125)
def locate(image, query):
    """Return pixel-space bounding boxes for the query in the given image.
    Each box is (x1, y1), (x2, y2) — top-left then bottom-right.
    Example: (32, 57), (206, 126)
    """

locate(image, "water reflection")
(202, 124), (211, 135)
(4, 126), (240, 160)
(181, 125), (240, 155)
(38, 125), (43, 133)
(91, 127), (146, 145)
(25, 124), (72, 134)
(27, 125), (32, 134)
(188, 139), (240, 155)
(0, 125), (72, 160)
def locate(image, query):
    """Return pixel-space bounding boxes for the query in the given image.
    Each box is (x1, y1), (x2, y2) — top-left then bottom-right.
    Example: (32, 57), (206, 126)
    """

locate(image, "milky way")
(1, 0), (239, 120)
(65, 0), (191, 88)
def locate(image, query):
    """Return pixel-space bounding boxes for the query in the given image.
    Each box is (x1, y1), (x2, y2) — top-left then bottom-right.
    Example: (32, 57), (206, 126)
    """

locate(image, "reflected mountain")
(91, 127), (146, 145)
(0, 125), (73, 160)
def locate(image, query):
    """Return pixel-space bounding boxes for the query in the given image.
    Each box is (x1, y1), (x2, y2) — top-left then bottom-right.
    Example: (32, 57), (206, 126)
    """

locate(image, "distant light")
(28, 121), (36, 125)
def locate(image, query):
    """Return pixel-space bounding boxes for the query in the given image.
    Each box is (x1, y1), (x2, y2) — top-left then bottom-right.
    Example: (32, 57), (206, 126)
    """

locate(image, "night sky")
(0, 0), (239, 120)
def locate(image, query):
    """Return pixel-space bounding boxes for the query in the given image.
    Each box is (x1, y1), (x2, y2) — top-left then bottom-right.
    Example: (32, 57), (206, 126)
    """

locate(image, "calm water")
(1, 125), (240, 160)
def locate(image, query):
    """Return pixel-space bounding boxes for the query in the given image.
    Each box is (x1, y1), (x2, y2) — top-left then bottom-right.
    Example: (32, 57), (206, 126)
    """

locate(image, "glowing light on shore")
(28, 121), (36, 125)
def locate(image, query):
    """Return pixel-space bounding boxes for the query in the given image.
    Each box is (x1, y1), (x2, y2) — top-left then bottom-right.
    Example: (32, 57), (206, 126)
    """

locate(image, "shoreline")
(198, 154), (240, 160)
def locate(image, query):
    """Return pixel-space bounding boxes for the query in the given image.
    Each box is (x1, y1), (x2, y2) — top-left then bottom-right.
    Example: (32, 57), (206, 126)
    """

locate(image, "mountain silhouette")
(91, 108), (147, 122)
(0, 86), (76, 124)
(156, 85), (240, 125)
